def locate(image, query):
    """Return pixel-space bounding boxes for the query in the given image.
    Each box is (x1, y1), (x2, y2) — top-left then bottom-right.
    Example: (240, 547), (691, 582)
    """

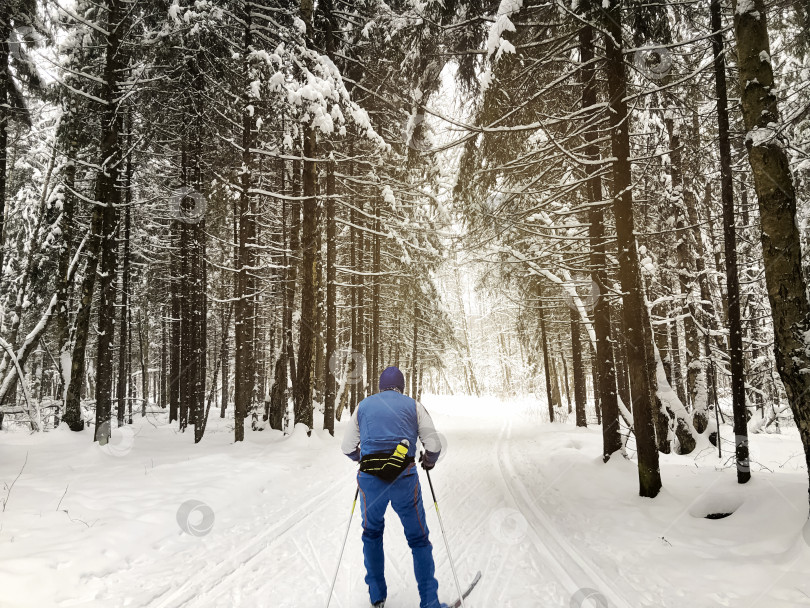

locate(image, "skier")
(342, 366), (447, 608)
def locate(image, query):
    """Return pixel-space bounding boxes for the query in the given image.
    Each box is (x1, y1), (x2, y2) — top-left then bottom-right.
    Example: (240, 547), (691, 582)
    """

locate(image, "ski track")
(497, 419), (634, 608)
(101, 407), (637, 608)
(149, 470), (355, 608)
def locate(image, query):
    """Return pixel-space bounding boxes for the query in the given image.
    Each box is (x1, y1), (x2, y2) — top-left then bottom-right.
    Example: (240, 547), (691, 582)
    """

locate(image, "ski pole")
(325, 486), (360, 608)
(423, 456), (466, 608)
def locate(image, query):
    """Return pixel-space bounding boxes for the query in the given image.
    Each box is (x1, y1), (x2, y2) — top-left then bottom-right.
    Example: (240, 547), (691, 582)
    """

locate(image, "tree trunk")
(169, 232), (181, 423)
(160, 309), (167, 408)
(55, 99), (80, 406)
(683, 169), (720, 429)
(411, 302), (418, 396)
(614, 319), (632, 410)
(580, 1), (620, 456)
(116, 144), (132, 426)
(712, 0), (750, 483)
(294, 123), (318, 430)
(664, 115), (706, 429)
(454, 264), (480, 396)
(190, 108), (207, 436)
(550, 356), (563, 411)
(733, 0), (810, 507)
(354, 193), (366, 405)
(571, 308), (587, 427)
(92, 130), (121, 439)
(138, 307), (148, 416)
(314, 220), (324, 404)
(63, 0), (126, 434)
(590, 344), (602, 425)
(324, 156), (337, 434)
(191, 208), (207, 437)
(538, 284), (555, 423)
(220, 305), (230, 418)
(604, 2), (661, 497)
(0, 18), (9, 275)
(270, 150), (290, 428)
(561, 351), (571, 414)
(178, 153), (191, 431)
(350, 197), (358, 413)
(287, 158), (300, 391)
(372, 198), (381, 382)
(667, 301), (687, 407)
(270, 353), (286, 431)
(650, 310), (672, 454)
(234, 2), (256, 441)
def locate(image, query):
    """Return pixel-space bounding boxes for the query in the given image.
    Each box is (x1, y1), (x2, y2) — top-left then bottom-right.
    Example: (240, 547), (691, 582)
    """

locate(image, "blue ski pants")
(357, 465), (441, 608)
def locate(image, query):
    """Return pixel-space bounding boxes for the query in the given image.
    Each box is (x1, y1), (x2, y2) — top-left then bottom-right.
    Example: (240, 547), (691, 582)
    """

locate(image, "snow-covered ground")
(1, 396), (809, 607)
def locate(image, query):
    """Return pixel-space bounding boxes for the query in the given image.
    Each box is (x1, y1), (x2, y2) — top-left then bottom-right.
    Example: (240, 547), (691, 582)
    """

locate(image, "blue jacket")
(341, 390), (442, 462)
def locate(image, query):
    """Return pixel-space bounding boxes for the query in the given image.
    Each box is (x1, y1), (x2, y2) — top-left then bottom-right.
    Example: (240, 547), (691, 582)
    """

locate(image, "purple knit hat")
(379, 366), (405, 393)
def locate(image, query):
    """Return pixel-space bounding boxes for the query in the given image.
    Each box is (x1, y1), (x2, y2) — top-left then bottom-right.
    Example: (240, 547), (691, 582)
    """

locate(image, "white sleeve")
(416, 401), (442, 454)
(341, 408), (361, 458)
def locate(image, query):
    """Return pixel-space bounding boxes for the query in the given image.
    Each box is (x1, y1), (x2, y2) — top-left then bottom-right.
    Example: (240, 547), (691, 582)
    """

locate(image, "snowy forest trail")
(153, 400), (593, 608)
(2, 395), (809, 607)
(106, 397), (632, 608)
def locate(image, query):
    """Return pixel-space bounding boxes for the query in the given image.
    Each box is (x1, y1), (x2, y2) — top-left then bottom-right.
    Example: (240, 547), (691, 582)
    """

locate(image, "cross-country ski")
(447, 571), (482, 608)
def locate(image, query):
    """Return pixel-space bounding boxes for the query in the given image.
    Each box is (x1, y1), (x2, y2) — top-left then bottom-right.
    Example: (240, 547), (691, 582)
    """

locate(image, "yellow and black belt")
(359, 440), (414, 482)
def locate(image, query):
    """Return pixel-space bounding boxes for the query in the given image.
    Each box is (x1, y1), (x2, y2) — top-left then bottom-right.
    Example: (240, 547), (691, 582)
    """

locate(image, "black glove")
(419, 451), (437, 471)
